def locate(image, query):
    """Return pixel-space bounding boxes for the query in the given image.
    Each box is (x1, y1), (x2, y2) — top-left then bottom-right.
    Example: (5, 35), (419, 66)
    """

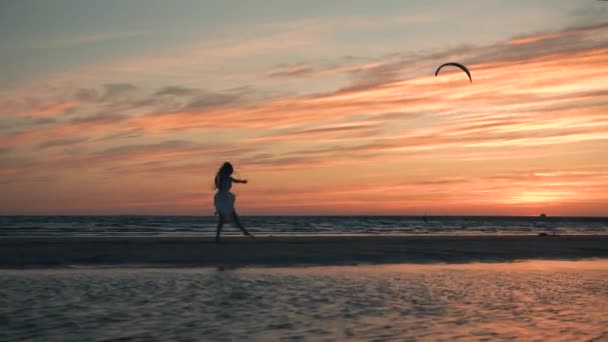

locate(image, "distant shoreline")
(1, 214), (608, 219)
(2, 235), (608, 269)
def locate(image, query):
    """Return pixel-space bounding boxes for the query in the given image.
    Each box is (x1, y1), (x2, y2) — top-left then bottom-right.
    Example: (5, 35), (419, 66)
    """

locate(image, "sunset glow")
(1, 1), (607, 216)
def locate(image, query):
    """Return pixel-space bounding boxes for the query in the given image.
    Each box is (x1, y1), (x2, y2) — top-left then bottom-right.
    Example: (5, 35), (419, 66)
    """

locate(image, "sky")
(1, 0), (607, 216)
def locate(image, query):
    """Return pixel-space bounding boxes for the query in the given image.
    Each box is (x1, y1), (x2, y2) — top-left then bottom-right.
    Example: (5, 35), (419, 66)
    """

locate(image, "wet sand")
(4, 260), (608, 340)
(1, 235), (607, 268)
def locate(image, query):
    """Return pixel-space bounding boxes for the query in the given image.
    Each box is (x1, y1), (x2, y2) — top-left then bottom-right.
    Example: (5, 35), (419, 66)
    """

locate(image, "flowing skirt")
(214, 191), (235, 217)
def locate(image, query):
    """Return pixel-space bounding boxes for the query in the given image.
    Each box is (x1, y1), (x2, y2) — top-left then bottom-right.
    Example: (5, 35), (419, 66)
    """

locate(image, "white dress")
(214, 176), (236, 217)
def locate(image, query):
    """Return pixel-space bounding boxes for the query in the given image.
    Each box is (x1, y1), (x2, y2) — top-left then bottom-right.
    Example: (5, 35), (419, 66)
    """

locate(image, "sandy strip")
(1, 235), (607, 268)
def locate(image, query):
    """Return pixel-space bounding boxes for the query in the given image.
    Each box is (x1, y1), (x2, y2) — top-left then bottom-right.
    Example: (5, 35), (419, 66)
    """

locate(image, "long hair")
(215, 162), (233, 189)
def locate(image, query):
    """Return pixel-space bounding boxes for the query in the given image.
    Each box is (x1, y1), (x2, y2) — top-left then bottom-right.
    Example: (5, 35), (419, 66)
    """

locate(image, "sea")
(0, 215), (607, 237)
(2, 216), (608, 341)
(2, 261), (608, 341)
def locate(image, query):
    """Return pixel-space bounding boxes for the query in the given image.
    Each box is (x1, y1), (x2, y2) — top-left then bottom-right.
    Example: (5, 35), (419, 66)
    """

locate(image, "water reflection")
(2, 260), (607, 341)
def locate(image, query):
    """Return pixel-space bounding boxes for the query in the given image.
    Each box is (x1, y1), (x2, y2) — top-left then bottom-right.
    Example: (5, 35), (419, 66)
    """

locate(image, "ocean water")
(0, 215), (607, 237)
(2, 260), (607, 341)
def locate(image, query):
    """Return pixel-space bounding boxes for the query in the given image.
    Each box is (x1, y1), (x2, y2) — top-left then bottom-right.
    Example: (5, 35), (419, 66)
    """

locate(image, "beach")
(2, 235), (607, 268)
(3, 235), (608, 340)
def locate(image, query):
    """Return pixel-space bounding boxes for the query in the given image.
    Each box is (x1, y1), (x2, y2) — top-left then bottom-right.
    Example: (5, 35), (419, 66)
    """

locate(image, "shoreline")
(2, 235), (608, 268)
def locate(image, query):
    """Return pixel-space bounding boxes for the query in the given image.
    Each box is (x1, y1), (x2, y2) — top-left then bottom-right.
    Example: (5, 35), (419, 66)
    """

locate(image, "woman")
(214, 162), (253, 242)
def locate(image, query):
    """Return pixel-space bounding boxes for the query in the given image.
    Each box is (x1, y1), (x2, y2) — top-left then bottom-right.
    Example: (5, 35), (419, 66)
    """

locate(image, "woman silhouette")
(214, 162), (253, 242)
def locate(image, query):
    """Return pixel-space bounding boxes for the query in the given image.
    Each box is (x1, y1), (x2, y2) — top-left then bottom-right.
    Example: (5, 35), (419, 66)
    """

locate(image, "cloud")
(266, 64), (315, 78)
(69, 112), (127, 124)
(263, 58), (393, 83)
(74, 88), (99, 102)
(5, 27), (608, 151)
(154, 86), (198, 97)
(31, 117), (56, 125)
(0, 138), (254, 183)
(508, 21), (608, 45)
(0, 98), (81, 117)
(237, 169), (608, 215)
(182, 91), (246, 111)
(99, 139), (193, 156)
(55, 29), (604, 156)
(2, 20), (608, 215)
(37, 137), (88, 150)
(100, 83), (137, 101)
(246, 122), (384, 143)
(281, 21), (608, 91)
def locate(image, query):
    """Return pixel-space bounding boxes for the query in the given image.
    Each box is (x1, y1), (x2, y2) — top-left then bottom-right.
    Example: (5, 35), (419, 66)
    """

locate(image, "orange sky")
(1, 2), (607, 216)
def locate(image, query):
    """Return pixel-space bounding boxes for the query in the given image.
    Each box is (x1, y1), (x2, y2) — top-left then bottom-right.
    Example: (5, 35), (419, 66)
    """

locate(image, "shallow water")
(2, 260), (608, 341)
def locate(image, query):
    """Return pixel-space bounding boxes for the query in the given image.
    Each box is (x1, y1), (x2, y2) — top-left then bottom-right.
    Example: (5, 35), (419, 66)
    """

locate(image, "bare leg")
(216, 215), (225, 242)
(232, 211), (253, 237)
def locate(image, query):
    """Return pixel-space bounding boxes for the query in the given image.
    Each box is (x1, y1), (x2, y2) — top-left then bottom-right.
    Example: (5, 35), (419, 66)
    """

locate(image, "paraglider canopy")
(435, 62), (472, 83)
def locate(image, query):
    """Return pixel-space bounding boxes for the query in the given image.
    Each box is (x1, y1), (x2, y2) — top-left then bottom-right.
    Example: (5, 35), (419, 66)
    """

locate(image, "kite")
(435, 62), (472, 83)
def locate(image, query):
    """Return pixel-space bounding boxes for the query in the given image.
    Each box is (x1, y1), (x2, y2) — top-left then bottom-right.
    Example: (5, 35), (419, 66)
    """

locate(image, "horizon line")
(1, 214), (607, 219)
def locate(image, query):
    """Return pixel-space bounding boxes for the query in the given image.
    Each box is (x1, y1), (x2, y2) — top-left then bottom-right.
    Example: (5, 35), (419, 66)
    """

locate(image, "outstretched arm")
(230, 177), (248, 184)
